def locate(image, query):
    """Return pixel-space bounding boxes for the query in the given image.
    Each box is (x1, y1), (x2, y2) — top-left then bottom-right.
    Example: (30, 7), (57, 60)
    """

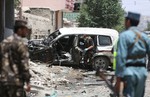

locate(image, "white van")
(29, 27), (119, 70)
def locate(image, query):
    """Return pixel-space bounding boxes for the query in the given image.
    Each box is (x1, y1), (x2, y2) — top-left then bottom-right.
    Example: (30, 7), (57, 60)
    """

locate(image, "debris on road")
(28, 61), (150, 97)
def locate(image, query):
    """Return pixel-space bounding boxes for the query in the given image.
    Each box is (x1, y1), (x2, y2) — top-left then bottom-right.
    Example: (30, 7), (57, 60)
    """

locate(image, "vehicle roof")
(59, 27), (119, 37)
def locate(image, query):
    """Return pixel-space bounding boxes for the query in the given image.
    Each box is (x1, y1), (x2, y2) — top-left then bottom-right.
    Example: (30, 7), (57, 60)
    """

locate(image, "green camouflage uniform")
(78, 36), (94, 64)
(84, 36), (94, 63)
(0, 34), (31, 97)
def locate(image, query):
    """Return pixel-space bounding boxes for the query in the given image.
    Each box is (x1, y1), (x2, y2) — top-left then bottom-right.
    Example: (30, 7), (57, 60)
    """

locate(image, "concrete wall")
(22, 8), (64, 39)
(29, 8), (51, 19)
(23, 13), (55, 39)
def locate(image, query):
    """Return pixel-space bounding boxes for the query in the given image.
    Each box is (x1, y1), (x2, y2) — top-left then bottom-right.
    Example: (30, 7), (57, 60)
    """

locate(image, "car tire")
(93, 57), (110, 70)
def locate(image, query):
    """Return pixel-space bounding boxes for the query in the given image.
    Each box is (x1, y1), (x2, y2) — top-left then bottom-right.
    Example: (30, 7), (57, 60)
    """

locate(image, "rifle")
(95, 68), (124, 97)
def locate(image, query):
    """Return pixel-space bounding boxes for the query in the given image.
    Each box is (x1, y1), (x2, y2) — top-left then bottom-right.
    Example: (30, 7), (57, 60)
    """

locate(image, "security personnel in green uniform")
(0, 20), (31, 97)
(115, 12), (150, 97)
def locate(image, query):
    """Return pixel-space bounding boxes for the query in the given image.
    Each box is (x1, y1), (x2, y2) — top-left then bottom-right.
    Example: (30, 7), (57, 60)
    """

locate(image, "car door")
(49, 35), (75, 64)
(41, 30), (61, 64)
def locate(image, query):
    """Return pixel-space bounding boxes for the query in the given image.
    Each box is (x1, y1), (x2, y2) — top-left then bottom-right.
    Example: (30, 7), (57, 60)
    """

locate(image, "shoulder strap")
(128, 30), (146, 50)
(127, 30), (147, 60)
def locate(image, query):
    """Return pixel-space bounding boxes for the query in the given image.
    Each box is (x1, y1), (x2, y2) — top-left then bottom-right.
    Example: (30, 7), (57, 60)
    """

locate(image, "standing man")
(115, 12), (150, 97)
(0, 20), (31, 97)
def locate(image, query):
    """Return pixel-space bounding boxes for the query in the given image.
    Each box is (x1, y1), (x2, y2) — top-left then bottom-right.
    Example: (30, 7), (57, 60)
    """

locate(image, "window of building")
(74, 3), (81, 12)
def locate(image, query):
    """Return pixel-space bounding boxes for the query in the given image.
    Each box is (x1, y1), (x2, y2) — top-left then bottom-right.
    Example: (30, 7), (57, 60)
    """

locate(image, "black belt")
(126, 63), (146, 67)
(127, 55), (145, 60)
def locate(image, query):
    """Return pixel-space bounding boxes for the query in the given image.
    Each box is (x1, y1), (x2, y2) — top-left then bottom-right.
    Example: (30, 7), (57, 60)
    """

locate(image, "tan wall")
(22, 9), (64, 39)
(23, 13), (55, 39)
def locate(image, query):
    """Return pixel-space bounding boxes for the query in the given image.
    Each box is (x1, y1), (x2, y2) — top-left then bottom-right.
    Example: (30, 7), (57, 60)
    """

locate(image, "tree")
(78, 0), (124, 31)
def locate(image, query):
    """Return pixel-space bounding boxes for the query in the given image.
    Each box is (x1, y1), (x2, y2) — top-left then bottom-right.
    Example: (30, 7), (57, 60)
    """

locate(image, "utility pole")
(19, 0), (23, 19)
(0, 0), (5, 42)
(5, 0), (14, 38)
(5, 0), (14, 29)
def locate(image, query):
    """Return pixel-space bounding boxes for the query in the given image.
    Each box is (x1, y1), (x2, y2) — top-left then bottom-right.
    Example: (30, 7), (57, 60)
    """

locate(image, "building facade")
(22, 0), (69, 39)
(63, 0), (85, 27)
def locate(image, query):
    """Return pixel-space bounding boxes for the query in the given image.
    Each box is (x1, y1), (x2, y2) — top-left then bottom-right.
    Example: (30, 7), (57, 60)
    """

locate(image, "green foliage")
(114, 16), (125, 32)
(78, 0), (124, 31)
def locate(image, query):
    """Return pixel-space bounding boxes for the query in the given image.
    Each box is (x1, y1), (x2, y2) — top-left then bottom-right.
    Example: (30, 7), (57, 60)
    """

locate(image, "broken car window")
(43, 30), (61, 45)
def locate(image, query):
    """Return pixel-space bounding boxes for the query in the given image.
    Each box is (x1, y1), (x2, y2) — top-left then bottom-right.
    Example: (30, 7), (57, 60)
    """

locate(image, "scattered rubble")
(28, 61), (150, 97)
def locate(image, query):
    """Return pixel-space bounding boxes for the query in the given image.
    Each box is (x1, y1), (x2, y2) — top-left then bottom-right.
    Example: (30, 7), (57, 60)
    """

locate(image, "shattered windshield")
(43, 30), (61, 45)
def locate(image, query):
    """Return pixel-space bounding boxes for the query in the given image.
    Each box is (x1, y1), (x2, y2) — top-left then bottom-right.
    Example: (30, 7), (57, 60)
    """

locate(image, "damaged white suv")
(29, 28), (118, 70)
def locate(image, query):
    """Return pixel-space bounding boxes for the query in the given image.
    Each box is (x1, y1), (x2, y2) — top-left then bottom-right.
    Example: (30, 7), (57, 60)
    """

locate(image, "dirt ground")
(27, 61), (150, 97)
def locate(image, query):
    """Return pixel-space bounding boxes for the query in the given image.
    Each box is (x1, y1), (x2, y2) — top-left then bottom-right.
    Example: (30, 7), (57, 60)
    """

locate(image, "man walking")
(115, 12), (150, 97)
(0, 20), (31, 97)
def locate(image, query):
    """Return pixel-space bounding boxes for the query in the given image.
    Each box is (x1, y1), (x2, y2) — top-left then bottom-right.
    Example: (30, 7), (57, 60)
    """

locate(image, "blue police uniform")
(115, 12), (150, 97)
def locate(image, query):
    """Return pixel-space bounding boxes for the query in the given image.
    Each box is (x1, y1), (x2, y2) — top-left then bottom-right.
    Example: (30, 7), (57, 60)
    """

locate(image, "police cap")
(125, 11), (141, 21)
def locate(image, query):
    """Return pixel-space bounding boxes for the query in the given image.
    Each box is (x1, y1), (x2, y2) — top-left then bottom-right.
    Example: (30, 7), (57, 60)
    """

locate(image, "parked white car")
(29, 27), (119, 70)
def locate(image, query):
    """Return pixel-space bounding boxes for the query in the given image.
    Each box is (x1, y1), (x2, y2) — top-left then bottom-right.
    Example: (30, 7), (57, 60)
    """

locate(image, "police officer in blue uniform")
(115, 12), (150, 97)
